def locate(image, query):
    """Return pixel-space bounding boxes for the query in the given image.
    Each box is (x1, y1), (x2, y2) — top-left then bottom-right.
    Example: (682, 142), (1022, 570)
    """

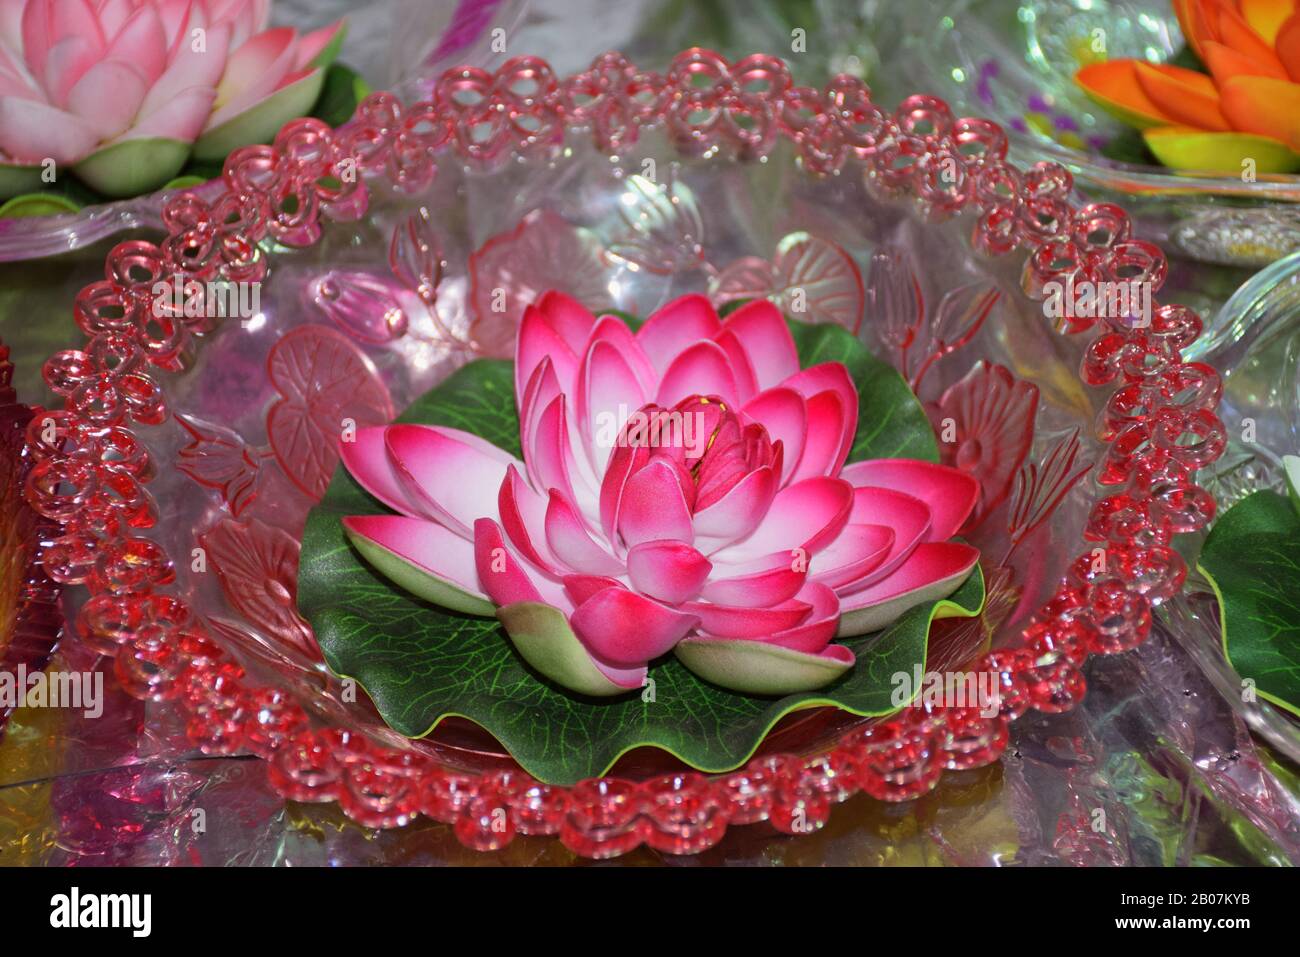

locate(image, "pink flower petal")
(840, 459), (978, 541)
(497, 464), (559, 574)
(692, 464), (778, 554)
(527, 394), (580, 506)
(23, 0), (105, 85)
(41, 33), (100, 107)
(386, 424), (517, 536)
(635, 293), (721, 376)
(212, 24), (294, 113)
(711, 325), (760, 403)
(339, 425), (420, 517)
(562, 573), (623, 606)
(95, 0), (134, 38)
(292, 19), (343, 70)
(766, 582), (839, 653)
(789, 388), (848, 484)
(474, 517), (545, 606)
(579, 338), (646, 476)
(598, 440), (645, 545)
(581, 314), (656, 395)
(700, 557), (806, 607)
(342, 514), (489, 609)
(836, 486), (932, 593)
(589, 655), (650, 689)
(716, 298), (798, 389)
(104, 3), (168, 86)
(617, 457), (694, 548)
(545, 488), (623, 576)
(536, 289), (598, 354)
(570, 586), (699, 667)
(713, 476), (853, 563)
(125, 84), (216, 141)
(516, 303), (579, 409)
(626, 540), (712, 604)
(836, 541), (980, 636)
(154, 0), (198, 51)
(741, 386), (805, 485)
(777, 362), (857, 472)
(684, 595), (811, 638)
(654, 339), (738, 409)
(66, 58), (147, 140)
(0, 94), (99, 162)
(138, 21), (229, 116)
(809, 522), (894, 589)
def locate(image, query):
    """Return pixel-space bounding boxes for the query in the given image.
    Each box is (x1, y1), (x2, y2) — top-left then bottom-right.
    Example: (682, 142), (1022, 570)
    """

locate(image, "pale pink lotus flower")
(341, 293), (981, 696)
(0, 0), (345, 197)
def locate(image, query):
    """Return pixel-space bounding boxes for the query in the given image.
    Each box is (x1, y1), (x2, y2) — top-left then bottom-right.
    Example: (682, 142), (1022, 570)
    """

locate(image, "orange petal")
(1238, 0), (1297, 45)
(1134, 62), (1231, 131)
(1174, 0), (1223, 59)
(1215, 1), (1290, 72)
(1075, 61), (1175, 128)
(1143, 125), (1300, 172)
(1219, 74), (1300, 148)
(1201, 39), (1289, 82)
(1277, 13), (1300, 81)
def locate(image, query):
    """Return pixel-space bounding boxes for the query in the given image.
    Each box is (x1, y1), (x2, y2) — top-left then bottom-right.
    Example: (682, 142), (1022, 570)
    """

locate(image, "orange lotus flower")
(1075, 0), (1300, 172)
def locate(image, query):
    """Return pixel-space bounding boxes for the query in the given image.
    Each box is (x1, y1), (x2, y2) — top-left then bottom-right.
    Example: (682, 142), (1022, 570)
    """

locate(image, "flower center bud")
(616, 395), (781, 512)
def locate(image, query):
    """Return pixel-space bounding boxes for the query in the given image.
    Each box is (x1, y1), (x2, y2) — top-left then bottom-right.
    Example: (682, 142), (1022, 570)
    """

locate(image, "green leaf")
(298, 317), (971, 784)
(74, 137), (192, 198)
(1198, 490), (1300, 718)
(0, 192), (81, 218)
(310, 63), (370, 129)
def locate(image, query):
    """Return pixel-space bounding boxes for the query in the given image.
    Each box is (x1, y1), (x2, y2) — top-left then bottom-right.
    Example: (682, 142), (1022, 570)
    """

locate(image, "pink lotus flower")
(341, 293), (981, 696)
(0, 0), (345, 197)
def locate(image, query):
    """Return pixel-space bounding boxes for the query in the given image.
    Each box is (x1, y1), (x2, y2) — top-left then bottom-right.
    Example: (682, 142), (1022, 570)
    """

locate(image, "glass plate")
(24, 48), (1226, 857)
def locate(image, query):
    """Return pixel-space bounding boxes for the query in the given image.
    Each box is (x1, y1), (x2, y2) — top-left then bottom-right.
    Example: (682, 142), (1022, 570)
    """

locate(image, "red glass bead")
(340, 754), (423, 829)
(769, 777), (832, 834)
(561, 779), (646, 859)
(454, 791), (517, 851)
(936, 706), (1009, 770)
(419, 769), (480, 823)
(848, 722), (942, 802)
(984, 649), (1034, 718)
(1021, 654), (1086, 714)
(482, 770), (566, 836)
(243, 689), (309, 758)
(1086, 580), (1152, 654)
(268, 731), (344, 803)
(642, 773), (729, 854)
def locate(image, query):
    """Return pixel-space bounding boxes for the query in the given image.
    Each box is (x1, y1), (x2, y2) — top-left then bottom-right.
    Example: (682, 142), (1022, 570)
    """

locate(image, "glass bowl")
(23, 47), (1226, 857)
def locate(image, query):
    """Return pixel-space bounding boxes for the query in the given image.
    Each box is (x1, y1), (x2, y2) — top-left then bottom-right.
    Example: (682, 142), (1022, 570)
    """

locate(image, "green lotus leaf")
(1198, 489), (1300, 718)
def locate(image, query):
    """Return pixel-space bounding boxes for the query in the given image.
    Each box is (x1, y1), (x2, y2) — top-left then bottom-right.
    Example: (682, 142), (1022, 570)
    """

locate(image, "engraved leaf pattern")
(266, 324), (395, 502)
(712, 231), (865, 333)
(202, 517), (318, 659)
(605, 171), (705, 275)
(469, 208), (613, 359)
(175, 414), (271, 518)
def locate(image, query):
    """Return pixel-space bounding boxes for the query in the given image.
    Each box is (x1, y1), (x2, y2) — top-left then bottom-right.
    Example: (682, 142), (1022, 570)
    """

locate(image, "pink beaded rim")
(25, 49), (1222, 858)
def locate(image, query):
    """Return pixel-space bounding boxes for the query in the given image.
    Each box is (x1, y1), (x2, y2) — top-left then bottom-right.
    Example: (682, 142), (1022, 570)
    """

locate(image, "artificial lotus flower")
(0, 0), (345, 198)
(1075, 0), (1300, 172)
(339, 291), (981, 697)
